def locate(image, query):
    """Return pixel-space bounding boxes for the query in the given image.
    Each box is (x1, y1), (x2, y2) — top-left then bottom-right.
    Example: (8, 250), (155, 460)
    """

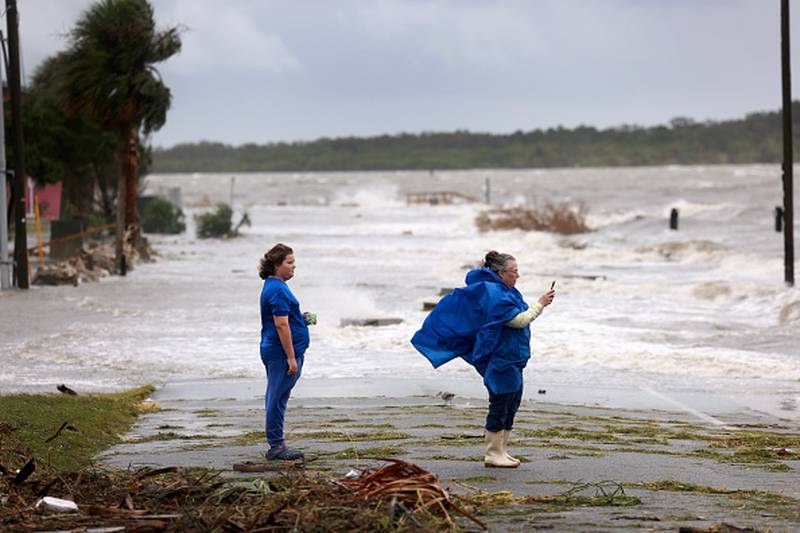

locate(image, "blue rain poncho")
(411, 268), (532, 394)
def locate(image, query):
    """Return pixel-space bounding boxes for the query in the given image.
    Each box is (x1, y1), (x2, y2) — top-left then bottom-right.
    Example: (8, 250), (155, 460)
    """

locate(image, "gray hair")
(483, 250), (515, 274)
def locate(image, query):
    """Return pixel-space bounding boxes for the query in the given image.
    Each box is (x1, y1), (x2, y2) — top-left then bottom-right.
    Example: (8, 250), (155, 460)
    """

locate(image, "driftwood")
(340, 318), (404, 327)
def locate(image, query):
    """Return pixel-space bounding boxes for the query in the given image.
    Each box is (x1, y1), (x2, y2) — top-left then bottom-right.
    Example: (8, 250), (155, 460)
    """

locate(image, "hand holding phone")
(539, 281), (556, 307)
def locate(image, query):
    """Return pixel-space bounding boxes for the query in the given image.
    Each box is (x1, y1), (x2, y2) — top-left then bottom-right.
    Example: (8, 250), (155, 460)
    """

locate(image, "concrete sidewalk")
(102, 379), (800, 532)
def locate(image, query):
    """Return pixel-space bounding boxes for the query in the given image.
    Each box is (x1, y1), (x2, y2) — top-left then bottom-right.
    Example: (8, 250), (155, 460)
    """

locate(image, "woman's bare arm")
(273, 316), (298, 375)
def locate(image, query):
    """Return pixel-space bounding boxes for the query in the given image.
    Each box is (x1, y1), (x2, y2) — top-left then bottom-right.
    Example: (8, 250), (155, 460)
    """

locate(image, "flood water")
(1, 165), (798, 417)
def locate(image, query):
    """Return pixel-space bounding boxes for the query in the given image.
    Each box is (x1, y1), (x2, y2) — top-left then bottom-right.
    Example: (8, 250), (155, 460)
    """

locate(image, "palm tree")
(58, 0), (180, 269)
(24, 54), (118, 221)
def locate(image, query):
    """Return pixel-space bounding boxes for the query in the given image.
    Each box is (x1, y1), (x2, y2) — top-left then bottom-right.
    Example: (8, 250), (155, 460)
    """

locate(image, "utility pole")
(0, 37), (10, 290)
(781, 0), (795, 286)
(5, 0), (27, 288)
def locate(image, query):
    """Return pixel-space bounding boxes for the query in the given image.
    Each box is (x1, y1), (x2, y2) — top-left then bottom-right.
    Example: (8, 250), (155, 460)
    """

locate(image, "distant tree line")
(152, 103), (800, 173)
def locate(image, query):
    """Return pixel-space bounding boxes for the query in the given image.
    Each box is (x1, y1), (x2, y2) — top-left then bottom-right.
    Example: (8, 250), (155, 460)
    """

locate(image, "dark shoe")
(266, 444), (304, 461)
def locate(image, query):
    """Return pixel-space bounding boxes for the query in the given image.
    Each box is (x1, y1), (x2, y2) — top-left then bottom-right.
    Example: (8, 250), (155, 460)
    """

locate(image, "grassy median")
(0, 385), (155, 472)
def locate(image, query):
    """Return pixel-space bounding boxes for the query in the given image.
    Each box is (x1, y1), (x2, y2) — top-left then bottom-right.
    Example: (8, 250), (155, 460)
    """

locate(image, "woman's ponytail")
(483, 250), (515, 274)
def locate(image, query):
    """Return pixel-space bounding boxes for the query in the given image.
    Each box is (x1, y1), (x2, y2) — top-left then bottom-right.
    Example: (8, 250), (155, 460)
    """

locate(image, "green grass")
(318, 445), (407, 460)
(193, 408), (220, 418)
(344, 423), (396, 429)
(419, 436), (484, 447)
(461, 475), (497, 483)
(296, 430), (413, 442)
(630, 480), (735, 494)
(126, 432), (219, 444)
(235, 431), (264, 445)
(630, 479), (800, 521)
(0, 385), (155, 472)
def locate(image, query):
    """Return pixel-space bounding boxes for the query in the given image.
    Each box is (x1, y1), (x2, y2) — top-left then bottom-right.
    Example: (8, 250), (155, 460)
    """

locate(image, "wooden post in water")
(669, 208), (679, 230)
(781, 0), (795, 286)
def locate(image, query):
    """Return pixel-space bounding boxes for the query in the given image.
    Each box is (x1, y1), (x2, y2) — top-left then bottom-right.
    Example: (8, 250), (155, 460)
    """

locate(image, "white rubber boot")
(484, 430), (519, 468)
(501, 429), (521, 466)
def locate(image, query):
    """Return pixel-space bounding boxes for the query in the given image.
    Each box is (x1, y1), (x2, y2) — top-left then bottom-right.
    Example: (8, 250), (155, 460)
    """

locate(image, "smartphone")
(550, 280), (556, 290)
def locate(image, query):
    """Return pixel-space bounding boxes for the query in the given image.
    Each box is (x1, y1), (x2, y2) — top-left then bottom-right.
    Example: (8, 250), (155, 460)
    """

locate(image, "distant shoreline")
(152, 103), (797, 173)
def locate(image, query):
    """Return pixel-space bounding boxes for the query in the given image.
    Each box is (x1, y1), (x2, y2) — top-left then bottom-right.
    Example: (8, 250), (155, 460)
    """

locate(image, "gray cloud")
(17, 0), (800, 147)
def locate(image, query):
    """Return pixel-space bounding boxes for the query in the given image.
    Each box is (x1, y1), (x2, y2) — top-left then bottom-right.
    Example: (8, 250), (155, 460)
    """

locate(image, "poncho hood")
(465, 267), (503, 286)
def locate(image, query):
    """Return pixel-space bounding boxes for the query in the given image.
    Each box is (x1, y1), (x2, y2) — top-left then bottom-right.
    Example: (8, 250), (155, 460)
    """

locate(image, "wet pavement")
(101, 378), (800, 532)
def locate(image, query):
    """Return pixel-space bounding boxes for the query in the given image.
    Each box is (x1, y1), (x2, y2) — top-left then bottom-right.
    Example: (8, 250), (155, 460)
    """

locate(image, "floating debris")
(406, 191), (477, 205)
(340, 318), (404, 327)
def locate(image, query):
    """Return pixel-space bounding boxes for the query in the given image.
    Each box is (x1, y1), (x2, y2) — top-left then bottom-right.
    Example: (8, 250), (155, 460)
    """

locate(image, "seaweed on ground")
(1, 458), (488, 531)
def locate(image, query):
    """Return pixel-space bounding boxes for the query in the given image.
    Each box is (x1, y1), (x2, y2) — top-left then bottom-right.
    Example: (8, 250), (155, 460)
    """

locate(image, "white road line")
(638, 385), (735, 430)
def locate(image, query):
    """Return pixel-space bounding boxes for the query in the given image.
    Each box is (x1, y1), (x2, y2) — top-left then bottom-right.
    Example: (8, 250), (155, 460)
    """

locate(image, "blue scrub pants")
(485, 382), (523, 433)
(263, 353), (304, 448)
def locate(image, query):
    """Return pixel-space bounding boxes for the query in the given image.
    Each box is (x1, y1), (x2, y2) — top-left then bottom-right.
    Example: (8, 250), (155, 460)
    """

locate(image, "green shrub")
(195, 203), (233, 238)
(142, 197), (186, 234)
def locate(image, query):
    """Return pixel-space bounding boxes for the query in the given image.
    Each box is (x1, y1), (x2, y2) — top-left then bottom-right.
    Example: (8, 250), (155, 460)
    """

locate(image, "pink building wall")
(23, 178), (62, 220)
(4, 178), (65, 220)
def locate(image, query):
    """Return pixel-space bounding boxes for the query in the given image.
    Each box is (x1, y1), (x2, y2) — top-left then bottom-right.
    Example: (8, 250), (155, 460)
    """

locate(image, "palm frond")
(57, 0), (181, 133)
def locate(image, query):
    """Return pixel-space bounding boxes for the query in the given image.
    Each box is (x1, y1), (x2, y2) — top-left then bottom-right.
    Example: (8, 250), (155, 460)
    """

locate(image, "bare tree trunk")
(125, 125), (139, 228)
(115, 129), (128, 275)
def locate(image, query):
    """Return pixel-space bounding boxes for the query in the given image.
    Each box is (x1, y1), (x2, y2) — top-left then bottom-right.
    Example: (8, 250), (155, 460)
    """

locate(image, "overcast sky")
(19, 0), (800, 148)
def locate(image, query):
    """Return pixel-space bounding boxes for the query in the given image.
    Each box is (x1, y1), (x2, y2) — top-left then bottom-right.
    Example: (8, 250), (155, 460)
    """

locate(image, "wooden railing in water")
(26, 223), (117, 253)
(406, 191), (477, 205)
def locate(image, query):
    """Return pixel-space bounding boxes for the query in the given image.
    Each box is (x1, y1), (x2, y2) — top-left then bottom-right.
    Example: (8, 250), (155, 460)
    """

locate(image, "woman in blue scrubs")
(258, 243), (312, 461)
(412, 251), (555, 468)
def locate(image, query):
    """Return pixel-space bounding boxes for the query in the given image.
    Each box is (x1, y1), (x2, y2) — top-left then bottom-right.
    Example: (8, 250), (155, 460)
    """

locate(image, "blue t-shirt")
(260, 277), (310, 360)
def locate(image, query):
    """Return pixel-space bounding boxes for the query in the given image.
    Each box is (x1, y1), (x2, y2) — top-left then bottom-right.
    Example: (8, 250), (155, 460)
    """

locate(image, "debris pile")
(0, 459), (484, 531)
(32, 232), (156, 286)
(476, 203), (590, 235)
(343, 458), (484, 529)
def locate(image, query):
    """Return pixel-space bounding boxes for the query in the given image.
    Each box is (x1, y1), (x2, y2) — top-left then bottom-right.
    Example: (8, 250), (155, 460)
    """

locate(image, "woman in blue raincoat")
(411, 251), (555, 468)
